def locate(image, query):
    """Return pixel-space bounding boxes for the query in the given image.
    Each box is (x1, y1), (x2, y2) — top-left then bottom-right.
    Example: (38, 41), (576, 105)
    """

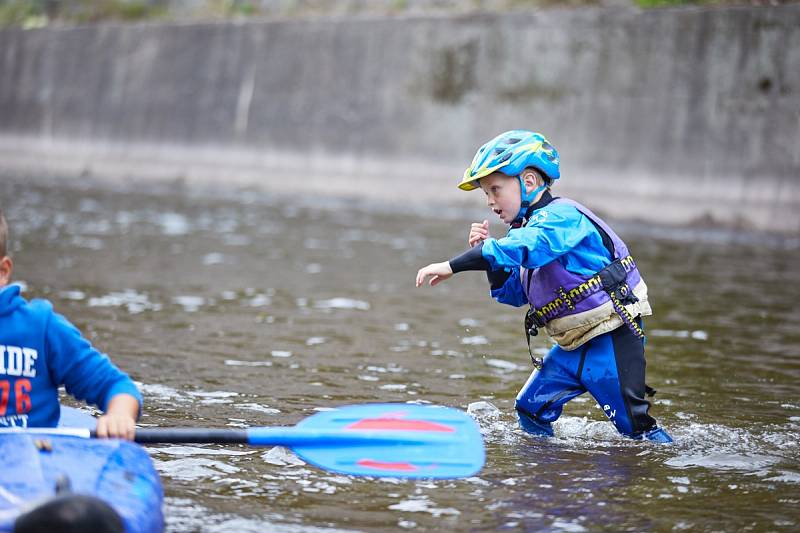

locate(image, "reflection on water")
(1, 176), (798, 531)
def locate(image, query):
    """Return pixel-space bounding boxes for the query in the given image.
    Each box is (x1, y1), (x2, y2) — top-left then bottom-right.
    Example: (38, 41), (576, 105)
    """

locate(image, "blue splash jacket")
(0, 284), (142, 427)
(483, 201), (612, 307)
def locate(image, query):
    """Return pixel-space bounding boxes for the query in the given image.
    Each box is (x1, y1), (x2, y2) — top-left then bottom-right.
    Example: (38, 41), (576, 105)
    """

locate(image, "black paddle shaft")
(89, 428), (250, 445)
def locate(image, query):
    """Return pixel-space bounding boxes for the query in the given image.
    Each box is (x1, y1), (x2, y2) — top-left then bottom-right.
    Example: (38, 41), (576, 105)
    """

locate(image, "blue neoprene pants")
(515, 322), (657, 438)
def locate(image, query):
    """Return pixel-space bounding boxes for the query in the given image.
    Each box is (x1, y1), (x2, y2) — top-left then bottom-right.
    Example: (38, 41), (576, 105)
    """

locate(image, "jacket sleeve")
(480, 205), (597, 271)
(489, 267), (528, 307)
(45, 310), (143, 414)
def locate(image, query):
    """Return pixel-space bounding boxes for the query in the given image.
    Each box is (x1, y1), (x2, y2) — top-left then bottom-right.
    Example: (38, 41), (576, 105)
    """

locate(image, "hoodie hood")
(0, 284), (24, 316)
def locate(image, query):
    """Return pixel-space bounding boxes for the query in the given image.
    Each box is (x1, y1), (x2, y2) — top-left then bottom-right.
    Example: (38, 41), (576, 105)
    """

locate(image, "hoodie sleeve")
(45, 310), (142, 415)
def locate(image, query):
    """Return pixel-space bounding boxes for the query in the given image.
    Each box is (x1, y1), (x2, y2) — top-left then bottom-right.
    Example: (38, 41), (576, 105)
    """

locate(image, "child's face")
(0, 256), (11, 288)
(480, 173), (521, 225)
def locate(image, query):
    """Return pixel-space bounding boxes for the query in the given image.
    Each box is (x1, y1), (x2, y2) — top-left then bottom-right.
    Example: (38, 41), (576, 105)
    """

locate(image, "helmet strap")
(514, 176), (547, 222)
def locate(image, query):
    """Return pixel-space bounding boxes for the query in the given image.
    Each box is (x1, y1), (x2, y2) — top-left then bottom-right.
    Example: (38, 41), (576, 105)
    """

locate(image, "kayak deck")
(0, 408), (163, 533)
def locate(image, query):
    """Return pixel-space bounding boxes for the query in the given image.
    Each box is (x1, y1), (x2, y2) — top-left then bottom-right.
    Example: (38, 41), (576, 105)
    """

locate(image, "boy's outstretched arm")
(416, 262), (453, 287)
(96, 393), (139, 440)
(416, 240), (493, 287)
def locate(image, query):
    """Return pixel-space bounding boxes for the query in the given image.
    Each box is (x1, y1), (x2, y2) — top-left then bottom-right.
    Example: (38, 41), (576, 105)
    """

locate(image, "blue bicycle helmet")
(459, 130), (560, 221)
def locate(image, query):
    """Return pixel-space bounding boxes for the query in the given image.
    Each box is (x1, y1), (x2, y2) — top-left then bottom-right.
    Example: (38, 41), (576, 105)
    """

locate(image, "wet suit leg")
(516, 323), (672, 442)
(515, 344), (587, 436)
(581, 324), (659, 438)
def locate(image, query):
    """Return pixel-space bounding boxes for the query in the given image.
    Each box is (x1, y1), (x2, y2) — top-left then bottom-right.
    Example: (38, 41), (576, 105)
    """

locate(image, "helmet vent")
(499, 152), (512, 163)
(507, 138), (521, 144)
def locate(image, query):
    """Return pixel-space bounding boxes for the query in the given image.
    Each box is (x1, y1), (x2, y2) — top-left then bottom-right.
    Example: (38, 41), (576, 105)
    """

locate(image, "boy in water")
(416, 130), (672, 443)
(0, 208), (141, 439)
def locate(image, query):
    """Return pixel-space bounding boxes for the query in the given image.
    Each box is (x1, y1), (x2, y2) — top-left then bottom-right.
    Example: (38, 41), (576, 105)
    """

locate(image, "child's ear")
(0, 256), (12, 286)
(521, 169), (541, 192)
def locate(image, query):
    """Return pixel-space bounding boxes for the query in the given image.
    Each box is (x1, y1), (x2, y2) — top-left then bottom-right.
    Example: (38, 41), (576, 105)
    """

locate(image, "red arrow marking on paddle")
(346, 417), (455, 432)
(357, 459), (420, 472)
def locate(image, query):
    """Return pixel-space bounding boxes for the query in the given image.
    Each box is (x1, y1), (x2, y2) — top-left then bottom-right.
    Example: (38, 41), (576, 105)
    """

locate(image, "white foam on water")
(766, 471), (800, 484)
(460, 335), (489, 345)
(188, 390), (239, 398)
(388, 496), (460, 517)
(661, 421), (800, 480)
(154, 457), (240, 481)
(485, 358), (524, 372)
(467, 401), (521, 443)
(158, 213), (190, 236)
(224, 359), (273, 367)
(668, 476), (691, 485)
(173, 295), (205, 312)
(475, 409), (800, 483)
(551, 518), (587, 532)
(261, 446), (306, 467)
(149, 446), (255, 457)
(235, 403), (281, 415)
(648, 329), (709, 341)
(59, 290), (85, 300)
(553, 416), (627, 443)
(248, 294), (271, 307)
(365, 365), (404, 373)
(88, 290), (161, 314)
(665, 453), (779, 470)
(204, 517), (354, 533)
(135, 382), (189, 402)
(202, 253), (226, 265)
(314, 297), (370, 311)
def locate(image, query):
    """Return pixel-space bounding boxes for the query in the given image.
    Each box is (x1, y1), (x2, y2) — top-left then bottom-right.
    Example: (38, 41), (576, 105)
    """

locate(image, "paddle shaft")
(116, 427), (451, 446)
(130, 428), (247, 444)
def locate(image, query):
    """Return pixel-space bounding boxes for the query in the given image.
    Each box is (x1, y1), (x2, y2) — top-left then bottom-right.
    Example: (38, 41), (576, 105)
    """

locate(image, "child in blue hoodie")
(0, 208), (141, 439)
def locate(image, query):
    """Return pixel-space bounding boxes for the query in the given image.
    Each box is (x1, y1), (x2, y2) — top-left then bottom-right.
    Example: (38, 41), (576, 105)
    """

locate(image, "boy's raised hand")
(416, 261), (454, 287)
(468, 220), (490, 248)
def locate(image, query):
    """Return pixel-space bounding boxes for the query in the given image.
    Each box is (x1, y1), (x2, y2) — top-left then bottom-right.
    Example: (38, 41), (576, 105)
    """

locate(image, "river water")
(1, 176), (798, 531)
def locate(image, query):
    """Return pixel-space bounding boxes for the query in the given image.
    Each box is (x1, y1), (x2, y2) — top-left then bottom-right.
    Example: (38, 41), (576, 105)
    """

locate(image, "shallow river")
(1, 176), (798, 531)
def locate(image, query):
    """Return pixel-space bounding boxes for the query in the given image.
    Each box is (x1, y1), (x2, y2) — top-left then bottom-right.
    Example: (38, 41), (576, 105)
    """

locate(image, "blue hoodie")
(0, 284), (142, 428)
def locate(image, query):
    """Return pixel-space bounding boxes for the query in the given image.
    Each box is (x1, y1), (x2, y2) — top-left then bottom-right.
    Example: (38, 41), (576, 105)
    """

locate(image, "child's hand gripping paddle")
(7, 404), (485, 479)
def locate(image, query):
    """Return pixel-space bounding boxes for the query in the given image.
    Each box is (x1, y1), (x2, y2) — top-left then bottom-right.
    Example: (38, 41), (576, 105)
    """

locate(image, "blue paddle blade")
(284, 404), (484, 479)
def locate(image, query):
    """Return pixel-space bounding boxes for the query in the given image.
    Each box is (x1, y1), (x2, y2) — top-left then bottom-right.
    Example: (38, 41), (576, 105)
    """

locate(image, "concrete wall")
(0, 6), (798, 231)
